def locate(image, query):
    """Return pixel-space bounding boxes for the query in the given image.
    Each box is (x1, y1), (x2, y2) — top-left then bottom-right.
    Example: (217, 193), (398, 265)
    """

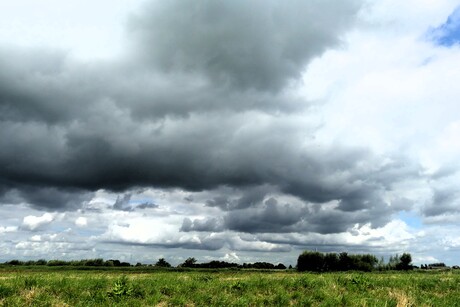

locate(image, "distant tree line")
(297, 251), (414, 272)
(420, 263), (451, 270)
(3, 259), (132, 267)
(178, 257), (287, 270)
(2, 257), (288, 270)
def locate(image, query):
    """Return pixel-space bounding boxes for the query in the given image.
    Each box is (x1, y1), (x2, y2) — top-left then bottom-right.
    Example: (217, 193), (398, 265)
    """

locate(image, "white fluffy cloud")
(75, 217), (88, 227)
(21, 213), (55, 231)
(0, 226), (17, 234)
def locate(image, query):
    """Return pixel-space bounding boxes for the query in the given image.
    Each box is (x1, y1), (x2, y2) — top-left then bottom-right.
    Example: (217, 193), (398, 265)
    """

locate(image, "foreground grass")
(0, 268), (459, 306)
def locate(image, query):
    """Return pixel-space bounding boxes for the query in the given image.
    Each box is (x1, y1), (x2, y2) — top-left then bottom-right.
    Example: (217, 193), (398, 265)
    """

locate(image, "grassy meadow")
(0, 267), (459, 306)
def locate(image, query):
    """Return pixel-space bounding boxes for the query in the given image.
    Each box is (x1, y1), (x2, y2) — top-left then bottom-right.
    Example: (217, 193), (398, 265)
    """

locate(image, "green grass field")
(0, 268), (459, 306)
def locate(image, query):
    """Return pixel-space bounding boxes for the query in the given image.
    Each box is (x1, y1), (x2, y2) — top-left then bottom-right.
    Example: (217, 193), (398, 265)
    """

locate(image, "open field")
(0, 268), (459, 306)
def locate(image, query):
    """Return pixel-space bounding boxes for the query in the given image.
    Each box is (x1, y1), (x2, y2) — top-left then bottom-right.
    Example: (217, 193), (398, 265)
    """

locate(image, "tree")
(297, 251), (325, 272)
(181, 257), (197, 268)
(297, 250), (383, 272)
(388, 254), (400, 269)
(155, 258), (171, 268)
(323, 253), (339, 271)
(338, 252), (352, 271)
(397, 253), (413, 270)
(275, 263), (287, 270)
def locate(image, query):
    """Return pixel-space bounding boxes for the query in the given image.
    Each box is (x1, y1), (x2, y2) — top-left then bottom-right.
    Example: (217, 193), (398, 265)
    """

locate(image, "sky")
(1, 0), (460, 267)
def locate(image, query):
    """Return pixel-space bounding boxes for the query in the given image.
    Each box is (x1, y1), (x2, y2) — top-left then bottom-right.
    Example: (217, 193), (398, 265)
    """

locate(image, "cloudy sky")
(1, 0), (460, 266)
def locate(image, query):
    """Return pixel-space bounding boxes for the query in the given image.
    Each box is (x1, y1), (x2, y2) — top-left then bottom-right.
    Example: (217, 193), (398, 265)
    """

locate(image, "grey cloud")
(112, 193), (158, 211)
(129, 0), (362, 91)
(0, 0), (419, 236)
(227, 234), (292, 252)
(424, 188), (460, 217)
(0, 48), (101, 124)
(104, 232), (291, 252)
(0, 185), (92, 211)
(186, 179), (400, 235)
(180, 217), (224, 232)
(302, 207), (391, 234)
(221, 195), (393, 235)
(104, 236), (226, 251)
(113, 194), (132, 211)
(205, 185), (273, 211)
(430, 166), (459, 180)
(224, 197), (308, 233)
(257, 233), (393, 255)
(136, 202), (159, 210)
(1, 82), (404, 210)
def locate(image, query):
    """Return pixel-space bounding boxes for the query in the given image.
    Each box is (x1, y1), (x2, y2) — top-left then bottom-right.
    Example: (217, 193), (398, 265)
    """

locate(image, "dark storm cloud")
(0, 0), (419, 235)
(0, 185), (92, 211)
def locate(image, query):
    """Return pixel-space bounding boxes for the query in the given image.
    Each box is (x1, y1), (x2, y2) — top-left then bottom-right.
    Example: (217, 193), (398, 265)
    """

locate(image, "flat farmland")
(0, 268), (459, 306)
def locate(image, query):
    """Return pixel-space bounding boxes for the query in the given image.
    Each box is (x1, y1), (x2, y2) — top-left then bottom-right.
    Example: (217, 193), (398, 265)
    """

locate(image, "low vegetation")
(1, 268), (460, 306)
(1, 251), (457, 305)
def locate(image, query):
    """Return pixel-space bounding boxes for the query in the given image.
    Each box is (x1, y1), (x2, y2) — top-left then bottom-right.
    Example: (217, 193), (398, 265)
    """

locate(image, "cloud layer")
(1, 0), (460, 265)
(0, 0), (366, 211)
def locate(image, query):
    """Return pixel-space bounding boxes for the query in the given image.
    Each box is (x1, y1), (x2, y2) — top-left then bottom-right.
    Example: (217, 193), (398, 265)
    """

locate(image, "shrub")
(107, 276), (133, 300)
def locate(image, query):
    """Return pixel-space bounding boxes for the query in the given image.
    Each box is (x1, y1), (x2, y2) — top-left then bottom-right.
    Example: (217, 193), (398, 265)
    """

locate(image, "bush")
(107, 276), (133, 300)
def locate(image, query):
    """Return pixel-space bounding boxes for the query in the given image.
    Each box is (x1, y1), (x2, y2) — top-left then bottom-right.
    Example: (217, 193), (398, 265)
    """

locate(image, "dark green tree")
(155, 258), (172, 268)
(181, 257), (197, 268)
(397, 253), (413, 270)
(297, 251), (325, 272)
(338, 252), (352, 271)
(275, 263), (287, 270)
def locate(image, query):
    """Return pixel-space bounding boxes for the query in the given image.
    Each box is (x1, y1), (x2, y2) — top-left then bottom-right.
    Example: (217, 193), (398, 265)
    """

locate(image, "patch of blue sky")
(398, 211), (423, 229)
(129, 198), (155, 204)
(428, 6), (460, 47)
(128, 198), (158, 210)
